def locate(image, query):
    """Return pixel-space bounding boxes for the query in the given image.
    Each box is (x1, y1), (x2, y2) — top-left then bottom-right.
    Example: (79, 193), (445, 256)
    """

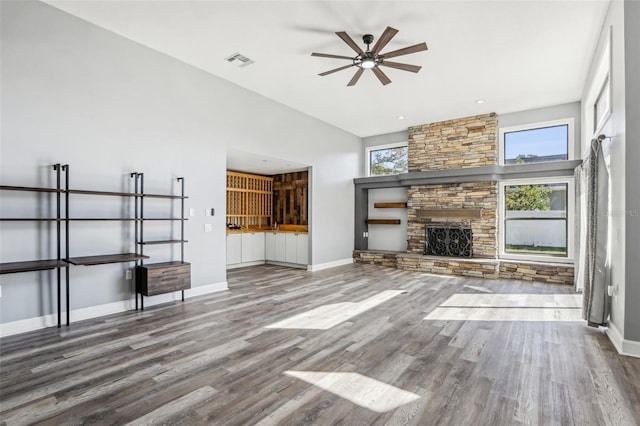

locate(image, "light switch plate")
(204, 224), (213, 232)
(189, 208), (196, 217)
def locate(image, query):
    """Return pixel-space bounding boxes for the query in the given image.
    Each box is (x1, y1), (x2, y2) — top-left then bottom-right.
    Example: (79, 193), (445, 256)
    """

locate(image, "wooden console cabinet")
(136, 261), (191, 296)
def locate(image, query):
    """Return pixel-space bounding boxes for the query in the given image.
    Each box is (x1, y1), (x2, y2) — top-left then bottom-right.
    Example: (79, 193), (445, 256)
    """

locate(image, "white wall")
(581, 0), (627, 341)
(0, 1), (360, 326)
(367, 188), (408, 252)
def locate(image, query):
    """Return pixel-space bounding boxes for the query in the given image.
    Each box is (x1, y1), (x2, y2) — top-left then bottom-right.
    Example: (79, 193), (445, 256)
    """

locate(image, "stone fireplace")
(407, 113), (498, 260)
(353, 111), (576, 285)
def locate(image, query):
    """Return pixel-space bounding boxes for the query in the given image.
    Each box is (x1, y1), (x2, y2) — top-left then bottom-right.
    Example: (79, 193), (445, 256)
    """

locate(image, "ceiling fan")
(311, 26), (428, 87)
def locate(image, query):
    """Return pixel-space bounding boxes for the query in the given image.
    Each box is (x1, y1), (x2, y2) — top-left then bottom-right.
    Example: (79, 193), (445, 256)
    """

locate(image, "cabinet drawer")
(136, 262), (191, 296)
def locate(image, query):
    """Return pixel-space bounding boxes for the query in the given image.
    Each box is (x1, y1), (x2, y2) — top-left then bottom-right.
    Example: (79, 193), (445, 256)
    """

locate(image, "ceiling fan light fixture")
(361, 57), (376, 69)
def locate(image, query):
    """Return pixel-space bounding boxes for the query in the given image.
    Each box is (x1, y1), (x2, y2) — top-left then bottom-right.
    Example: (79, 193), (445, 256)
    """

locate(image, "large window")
(499, 118), (573, 166)
(498, 118), (575, 262)
(365, 142), (408, 176)
(501, 180), (570, 258)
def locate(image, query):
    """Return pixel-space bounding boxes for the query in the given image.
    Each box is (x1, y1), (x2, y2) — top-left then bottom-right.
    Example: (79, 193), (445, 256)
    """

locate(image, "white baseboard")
(0, 281), (228, 338)
(226, 261), (265, 269)
(307, 257), (354, 272)
(606, 321), (640, 358)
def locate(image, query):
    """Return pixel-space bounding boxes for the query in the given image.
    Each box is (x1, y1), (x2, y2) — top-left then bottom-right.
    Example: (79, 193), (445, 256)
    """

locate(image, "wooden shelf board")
(0, 259), (67, 274)
(417, 209), (483, 219)
(139, 261), (190, 269)
(374, 202), (407, 209)
(143, 193), (188, 199)
(68, 189), (139, 197)
(366, 219), (401, 225)
(0, 185), (63, 193)
(68, 218), (141, 221)
(141, 218), (188, 221)
(0, 218), (62, 221)
(139, 240), (188, 245)
(65, 253), (149, 266)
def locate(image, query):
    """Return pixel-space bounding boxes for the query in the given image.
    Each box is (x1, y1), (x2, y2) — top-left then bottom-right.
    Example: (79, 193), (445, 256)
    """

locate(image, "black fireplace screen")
(425, 225), (473, 258)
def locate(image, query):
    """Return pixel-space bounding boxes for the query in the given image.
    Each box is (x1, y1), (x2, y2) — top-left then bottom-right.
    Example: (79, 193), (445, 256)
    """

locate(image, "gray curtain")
(581, 138), (610, 327)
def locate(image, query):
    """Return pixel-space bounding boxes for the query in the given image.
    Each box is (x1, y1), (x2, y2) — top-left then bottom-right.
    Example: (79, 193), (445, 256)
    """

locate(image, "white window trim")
(498, 176), (575, 264)
(583, 25), (612, 146)
(498, 118), (575, 166)
(365, 141), (408, 177)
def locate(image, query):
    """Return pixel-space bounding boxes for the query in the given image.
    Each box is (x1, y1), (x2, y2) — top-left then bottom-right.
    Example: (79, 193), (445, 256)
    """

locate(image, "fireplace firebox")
(425, 224), (473, 258)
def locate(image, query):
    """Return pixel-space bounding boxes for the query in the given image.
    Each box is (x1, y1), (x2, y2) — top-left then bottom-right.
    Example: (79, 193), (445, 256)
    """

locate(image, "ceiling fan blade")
(381, 42), (428, 59)
(372, 67), (392, 86)
(379, 61), (422, 73)
(319, 63), (355, 76)
(311, 52), (354, 60)
(371, 26), (399, 55)
(347, 68), (365, 86)
(336, 31), (364, 55)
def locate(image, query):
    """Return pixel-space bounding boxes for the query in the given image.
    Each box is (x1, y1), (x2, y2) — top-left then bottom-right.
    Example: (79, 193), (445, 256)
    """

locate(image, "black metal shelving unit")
(133, 174), (190, 310)
(0, 164), (68, 327)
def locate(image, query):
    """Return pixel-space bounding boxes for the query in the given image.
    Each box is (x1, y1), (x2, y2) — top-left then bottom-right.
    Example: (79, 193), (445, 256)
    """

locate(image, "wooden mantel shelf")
(366, 219), (401, 225)
(374, 202), (407, 208)
(418, 209), (483, 219)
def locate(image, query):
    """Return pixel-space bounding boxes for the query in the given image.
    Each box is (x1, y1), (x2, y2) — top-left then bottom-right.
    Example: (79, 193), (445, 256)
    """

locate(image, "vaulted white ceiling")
(46, 0), (609, 140)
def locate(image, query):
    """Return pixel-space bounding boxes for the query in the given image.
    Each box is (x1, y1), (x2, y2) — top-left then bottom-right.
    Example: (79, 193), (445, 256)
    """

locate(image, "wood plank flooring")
(1, 263), (639, 425)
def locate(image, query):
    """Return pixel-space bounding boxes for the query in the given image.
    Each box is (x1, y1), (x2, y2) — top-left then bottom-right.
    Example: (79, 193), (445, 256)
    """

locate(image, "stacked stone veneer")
(407, 113), (498, 260)
(408, 113), (497, 172)
(353, 111), (575, 285)
(407, 181), (498, 258)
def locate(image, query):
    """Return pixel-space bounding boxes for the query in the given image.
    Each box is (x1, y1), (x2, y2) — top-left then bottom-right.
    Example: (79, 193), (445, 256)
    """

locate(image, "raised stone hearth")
(354, 112), (575, 286)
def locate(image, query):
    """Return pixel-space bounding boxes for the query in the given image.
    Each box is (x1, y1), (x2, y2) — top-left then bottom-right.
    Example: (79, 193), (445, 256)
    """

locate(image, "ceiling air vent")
(225, 52), (254, 67)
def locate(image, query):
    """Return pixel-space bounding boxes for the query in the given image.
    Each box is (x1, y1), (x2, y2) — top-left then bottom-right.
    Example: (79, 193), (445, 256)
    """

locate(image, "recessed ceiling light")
(261, 159), (268, 162)
(475, 99), (485, 104)
(397, 115), (405, 120)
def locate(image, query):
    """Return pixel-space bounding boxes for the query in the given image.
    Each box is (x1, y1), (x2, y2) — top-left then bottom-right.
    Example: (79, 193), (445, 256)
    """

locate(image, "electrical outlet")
(204, 223), (213, 232)
(125, 270), (132, 280)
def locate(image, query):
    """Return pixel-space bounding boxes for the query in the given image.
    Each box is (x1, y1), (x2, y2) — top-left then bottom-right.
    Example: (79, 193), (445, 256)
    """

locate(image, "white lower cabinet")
(231, 231), (307, 267)
(285, 233), (308, 265)
(296, 234), (309, 265)
(241, 232), (265, 263)
(226, 234), (242, 265)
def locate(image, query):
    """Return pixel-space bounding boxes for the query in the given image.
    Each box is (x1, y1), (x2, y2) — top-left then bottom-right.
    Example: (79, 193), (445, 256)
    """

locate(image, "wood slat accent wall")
(226, 171), (273, 229)
(272, 171), (308, 226)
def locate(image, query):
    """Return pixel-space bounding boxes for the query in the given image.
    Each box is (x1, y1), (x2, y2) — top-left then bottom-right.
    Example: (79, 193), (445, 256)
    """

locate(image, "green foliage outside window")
(370, 147), (408, 176)
(505, 184), (552, 211)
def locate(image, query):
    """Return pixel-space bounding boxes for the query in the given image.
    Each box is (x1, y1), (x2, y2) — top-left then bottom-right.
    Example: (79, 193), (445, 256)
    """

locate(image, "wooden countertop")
(226, 224), (308, 234)
(227, 229), (308, 234)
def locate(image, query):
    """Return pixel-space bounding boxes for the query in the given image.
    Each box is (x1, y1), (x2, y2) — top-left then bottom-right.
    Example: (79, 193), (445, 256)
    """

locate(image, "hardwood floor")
(1, 263), (639, 425)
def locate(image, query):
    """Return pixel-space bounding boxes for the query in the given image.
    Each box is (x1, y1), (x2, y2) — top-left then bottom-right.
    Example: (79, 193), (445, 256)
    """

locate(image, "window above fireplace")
(365, 142), (408, 177)
(498, 118), (574, 166)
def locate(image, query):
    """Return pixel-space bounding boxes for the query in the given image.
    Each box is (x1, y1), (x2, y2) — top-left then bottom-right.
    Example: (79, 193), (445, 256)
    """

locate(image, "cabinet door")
(285, 233), (297, 263)
(296, 234), (309, 265)
(241, 233), (253, 262)
(253, 232), (265, 261)
(265, 233), (277, 261)
(275, 233), (287, 262)
(226, 234), (242, 265)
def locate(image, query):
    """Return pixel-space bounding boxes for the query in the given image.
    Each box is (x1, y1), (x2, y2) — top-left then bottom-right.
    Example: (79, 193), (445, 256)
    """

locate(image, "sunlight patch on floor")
(266, 290), (404, 330)
(284, 371), (420, 413)
(425, 293), (582, 322)
(441, 293), (582, 308)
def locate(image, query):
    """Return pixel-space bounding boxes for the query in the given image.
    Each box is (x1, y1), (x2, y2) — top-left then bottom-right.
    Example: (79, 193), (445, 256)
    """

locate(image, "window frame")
(498, 118), (575, 166)
(498, 176), (575, 263)
(365, 141), (409, 177)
